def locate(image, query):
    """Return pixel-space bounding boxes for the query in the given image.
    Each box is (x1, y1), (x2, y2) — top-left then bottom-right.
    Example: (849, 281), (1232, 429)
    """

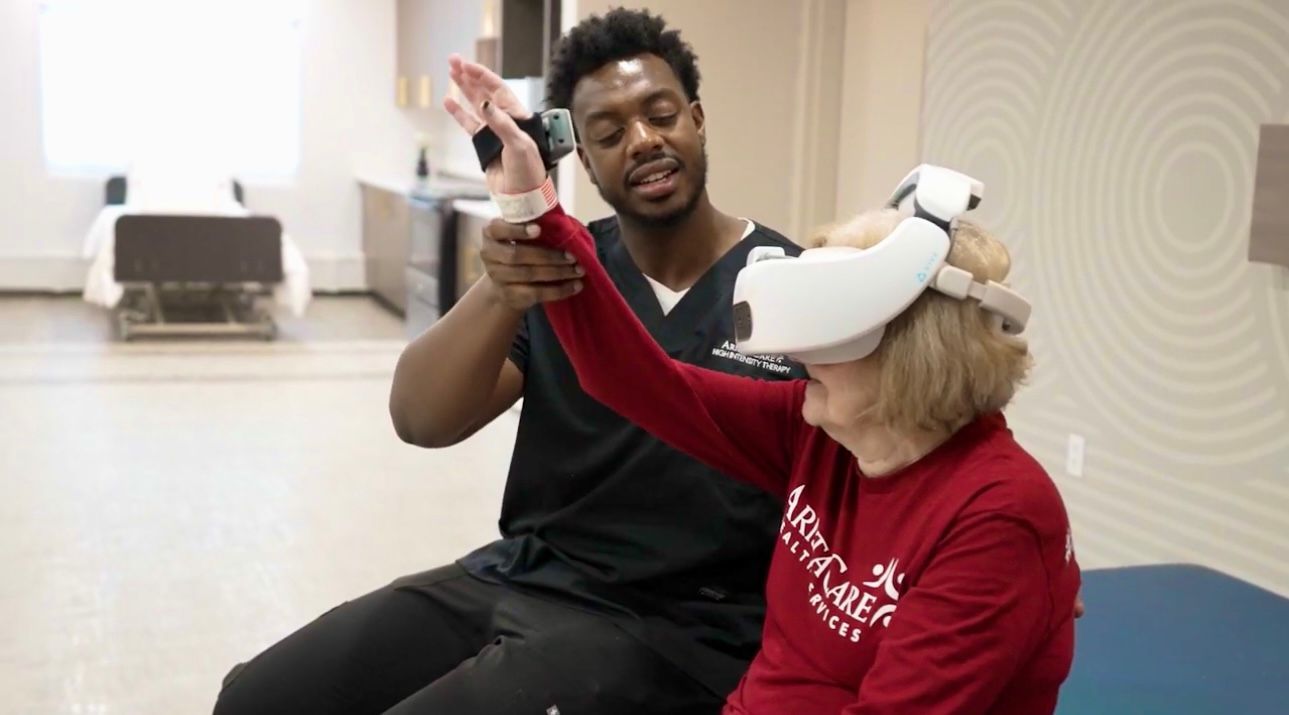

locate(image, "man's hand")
(481, 219), (583, 311)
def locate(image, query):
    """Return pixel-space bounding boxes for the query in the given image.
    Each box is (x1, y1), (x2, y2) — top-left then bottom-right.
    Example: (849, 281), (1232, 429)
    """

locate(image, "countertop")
(451, 199), (501, 220)
(357, 174), (489, 201)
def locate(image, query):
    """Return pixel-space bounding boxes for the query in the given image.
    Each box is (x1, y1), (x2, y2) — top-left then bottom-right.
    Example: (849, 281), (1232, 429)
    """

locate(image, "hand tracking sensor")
(473, 108), (576, 172)
(474, 107), (577, 223)
(731, 164), (1032, 365)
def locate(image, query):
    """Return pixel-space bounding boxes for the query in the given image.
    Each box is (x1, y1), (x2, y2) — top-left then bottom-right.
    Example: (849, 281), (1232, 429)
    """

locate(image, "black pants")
(213, 564), (723, 715)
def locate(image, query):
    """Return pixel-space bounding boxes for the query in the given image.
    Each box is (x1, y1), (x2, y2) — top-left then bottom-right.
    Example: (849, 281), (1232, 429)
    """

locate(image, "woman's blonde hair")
(806, 209), (1032, 433)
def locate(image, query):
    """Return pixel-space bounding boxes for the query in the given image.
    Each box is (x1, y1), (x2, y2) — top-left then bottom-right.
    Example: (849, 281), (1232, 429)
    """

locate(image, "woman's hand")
(443, 54), (548, 195)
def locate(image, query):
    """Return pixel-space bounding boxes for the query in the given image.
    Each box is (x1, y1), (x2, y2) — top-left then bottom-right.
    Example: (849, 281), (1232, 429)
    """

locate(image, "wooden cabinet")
(395, 0), (561, 110)
(360, 184), (411, 314)
(395, 0), (439, 110)
(396, 0), (479, 111)
(480, 0), (562, 79)
(453, 205), (492, 305)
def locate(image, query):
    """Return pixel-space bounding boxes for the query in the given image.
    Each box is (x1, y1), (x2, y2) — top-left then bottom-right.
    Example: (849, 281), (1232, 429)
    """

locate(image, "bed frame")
(110, 210), (284, 341)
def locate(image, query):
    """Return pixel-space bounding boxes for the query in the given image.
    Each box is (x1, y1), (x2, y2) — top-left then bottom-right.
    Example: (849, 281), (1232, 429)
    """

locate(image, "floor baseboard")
(0, 254), (369, 293)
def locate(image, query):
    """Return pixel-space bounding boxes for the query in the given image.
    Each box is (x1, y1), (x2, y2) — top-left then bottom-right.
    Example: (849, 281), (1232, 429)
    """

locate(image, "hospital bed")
(1057, 564), (1289, 714)
(82, 174), (311, 340)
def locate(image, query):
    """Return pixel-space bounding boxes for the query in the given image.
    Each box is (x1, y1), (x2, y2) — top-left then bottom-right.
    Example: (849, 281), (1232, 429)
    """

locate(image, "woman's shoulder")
(950, 418), (1071, 533)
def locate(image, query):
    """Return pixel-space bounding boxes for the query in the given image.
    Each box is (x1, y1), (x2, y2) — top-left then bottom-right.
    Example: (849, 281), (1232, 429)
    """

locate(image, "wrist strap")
(472, 113), (554, 171)
(493, 177), (558, 223)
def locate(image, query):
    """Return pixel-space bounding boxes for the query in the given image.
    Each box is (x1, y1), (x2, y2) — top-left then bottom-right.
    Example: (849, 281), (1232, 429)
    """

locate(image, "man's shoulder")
(745, 221), (802, 256)
(585, 215), (621, 246)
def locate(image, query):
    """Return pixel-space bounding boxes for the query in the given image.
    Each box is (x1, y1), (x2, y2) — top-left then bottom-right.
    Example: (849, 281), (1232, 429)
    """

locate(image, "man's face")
(571, 54), (708, 227)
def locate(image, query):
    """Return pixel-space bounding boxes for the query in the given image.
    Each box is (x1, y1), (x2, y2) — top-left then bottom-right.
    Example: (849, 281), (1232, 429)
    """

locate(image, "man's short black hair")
(546, 7), (701, 114)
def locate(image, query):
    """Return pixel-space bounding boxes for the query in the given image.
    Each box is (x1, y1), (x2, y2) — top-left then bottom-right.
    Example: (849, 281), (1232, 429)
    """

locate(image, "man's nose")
(625, 119), (664, 160)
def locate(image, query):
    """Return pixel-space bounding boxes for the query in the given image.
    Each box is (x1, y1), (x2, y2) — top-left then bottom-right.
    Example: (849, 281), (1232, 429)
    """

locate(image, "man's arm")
(388, 222), (583, 448)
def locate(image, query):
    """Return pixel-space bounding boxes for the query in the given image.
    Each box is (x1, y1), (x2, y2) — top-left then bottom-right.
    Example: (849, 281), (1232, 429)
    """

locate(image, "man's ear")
(691, 101), (706, 146)
(577, 146), (600, 188)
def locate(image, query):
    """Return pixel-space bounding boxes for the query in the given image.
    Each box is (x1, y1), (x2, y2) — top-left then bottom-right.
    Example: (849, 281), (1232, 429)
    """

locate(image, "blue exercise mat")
(1057, 564), (1289, 715)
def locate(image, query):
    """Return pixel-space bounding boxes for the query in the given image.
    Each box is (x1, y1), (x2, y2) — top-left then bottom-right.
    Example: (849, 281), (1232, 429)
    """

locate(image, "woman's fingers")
(462, 62), (530, 118)
(448, 54), (492, 112)
(448, 55), (531, 127)
(443, 96), (483, 135)
(478, 99), (534, 148)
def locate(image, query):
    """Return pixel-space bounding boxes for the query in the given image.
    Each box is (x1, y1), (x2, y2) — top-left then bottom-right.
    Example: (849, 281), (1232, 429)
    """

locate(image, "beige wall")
(570, 0), (845, 242)
(922, 0), (1289, 595)
(834, 0), (930, 213)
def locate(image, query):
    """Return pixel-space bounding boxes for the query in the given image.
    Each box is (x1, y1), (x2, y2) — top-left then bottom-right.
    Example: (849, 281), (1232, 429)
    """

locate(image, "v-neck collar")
(601, 221), (762, 353)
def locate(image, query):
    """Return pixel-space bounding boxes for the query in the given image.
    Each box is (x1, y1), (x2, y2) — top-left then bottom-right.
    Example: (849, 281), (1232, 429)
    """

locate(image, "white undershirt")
(644, 219), (756, 315)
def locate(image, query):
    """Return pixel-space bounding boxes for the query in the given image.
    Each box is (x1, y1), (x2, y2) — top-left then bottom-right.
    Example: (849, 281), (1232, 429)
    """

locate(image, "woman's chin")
(801, 400), (823, 427)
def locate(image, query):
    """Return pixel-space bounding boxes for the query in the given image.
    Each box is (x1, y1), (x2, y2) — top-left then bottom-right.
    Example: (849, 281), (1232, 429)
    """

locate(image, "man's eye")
(596, 128), (624, 145)
(649, 114), (678, 126)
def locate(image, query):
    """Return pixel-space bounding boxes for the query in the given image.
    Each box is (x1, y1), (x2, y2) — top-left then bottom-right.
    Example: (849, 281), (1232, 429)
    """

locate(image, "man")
(215, 9), (804, 714)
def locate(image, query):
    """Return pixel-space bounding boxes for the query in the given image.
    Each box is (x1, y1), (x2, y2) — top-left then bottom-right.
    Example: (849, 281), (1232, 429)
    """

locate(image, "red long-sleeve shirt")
(531, 206), (1080, 714)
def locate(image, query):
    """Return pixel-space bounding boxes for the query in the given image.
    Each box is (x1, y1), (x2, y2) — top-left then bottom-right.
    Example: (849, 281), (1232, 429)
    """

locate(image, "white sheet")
(81, 205), (312, 317)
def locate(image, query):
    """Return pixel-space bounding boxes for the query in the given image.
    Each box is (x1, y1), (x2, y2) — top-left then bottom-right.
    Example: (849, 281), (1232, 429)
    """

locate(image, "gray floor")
(0, 295), (518, 714)
(0, 293), (409, 344)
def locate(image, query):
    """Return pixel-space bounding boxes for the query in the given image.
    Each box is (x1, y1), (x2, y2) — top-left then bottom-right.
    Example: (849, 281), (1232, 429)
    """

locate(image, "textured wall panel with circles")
(924, 0), (1289, 592)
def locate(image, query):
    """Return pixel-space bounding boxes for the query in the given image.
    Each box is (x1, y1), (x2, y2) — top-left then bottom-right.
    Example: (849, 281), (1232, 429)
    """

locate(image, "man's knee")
(210, 590), (401, 714)
(220, 661), (248, 692)
(211, 660), (251, 714)
(527, 619), (710, 711)
(213, 582), (484, 714)
(384, 620), (715, 715)
(211, 665), (254, 715)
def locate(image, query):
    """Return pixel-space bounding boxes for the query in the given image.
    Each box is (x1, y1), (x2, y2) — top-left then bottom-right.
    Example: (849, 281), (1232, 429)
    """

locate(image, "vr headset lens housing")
(731, 164), (1029, 365)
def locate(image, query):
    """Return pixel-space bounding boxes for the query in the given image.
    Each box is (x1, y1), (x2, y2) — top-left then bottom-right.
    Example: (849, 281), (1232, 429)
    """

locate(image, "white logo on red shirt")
(862, 558), (906, 628)
(782, 485), (906, 644)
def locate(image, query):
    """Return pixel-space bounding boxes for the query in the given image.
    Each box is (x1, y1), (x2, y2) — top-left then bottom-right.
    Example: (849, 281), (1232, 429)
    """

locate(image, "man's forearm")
(389, 276), (523, 447)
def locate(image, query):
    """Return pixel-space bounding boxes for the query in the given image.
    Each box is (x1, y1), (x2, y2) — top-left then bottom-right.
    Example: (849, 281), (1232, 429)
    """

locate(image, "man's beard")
(602, 146), (708, 229)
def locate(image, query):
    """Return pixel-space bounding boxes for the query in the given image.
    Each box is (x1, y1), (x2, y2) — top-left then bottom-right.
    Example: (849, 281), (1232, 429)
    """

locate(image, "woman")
(444, 57), (1079, 714)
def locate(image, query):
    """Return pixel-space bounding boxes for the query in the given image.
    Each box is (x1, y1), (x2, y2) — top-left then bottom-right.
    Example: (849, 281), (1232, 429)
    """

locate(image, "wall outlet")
(1066, 434), (1086, 477)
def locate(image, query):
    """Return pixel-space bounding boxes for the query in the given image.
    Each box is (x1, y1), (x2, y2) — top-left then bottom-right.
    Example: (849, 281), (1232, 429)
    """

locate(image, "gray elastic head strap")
(888, 165), (1030, 334)
(932, 265), (1031, 335)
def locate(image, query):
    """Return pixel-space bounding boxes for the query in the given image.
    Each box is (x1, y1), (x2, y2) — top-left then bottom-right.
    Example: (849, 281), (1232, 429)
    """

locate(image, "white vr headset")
(731, 164), (1031, 364)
